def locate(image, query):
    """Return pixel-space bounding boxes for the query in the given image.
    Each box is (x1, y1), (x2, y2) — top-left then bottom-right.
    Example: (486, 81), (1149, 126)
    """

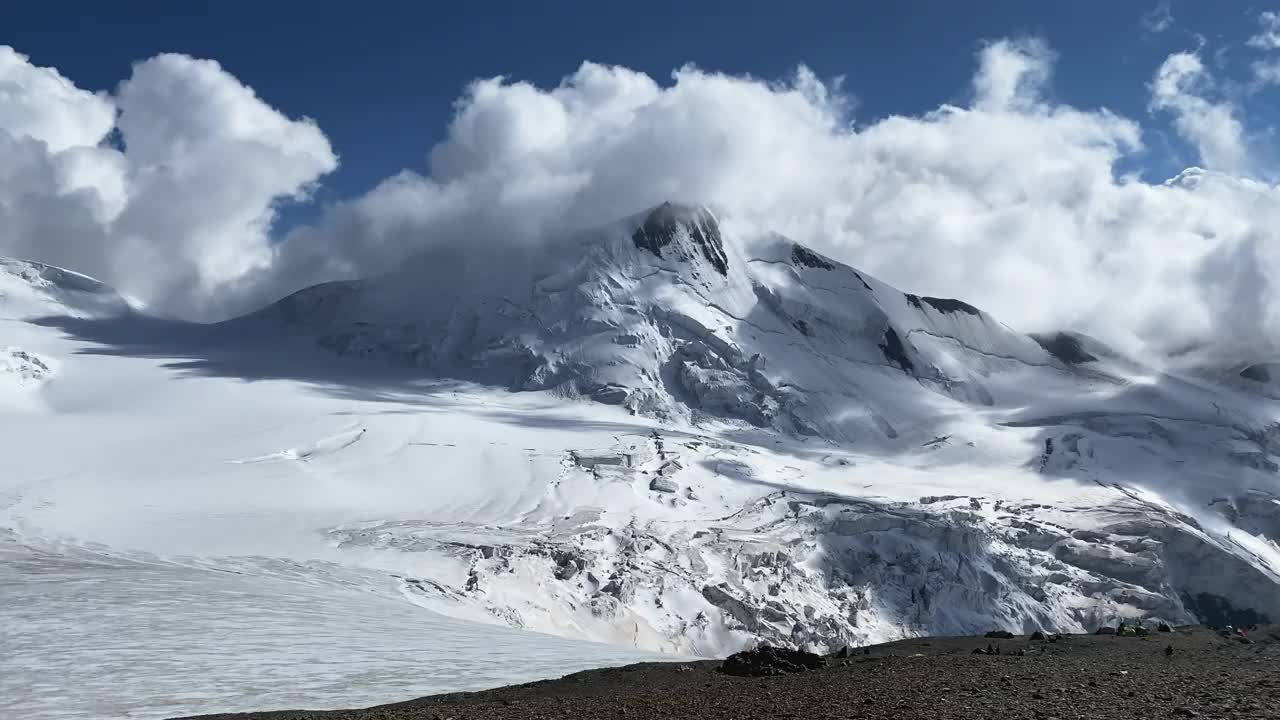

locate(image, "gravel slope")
(179, 626), (1280, 720)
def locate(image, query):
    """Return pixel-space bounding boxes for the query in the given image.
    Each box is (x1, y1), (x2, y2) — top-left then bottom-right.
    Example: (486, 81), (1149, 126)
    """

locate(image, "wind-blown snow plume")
(5, 37), (1280, 356)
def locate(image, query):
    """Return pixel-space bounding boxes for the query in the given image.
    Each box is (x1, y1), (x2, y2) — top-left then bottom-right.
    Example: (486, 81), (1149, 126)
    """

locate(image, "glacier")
(3, 205), (1280, 719)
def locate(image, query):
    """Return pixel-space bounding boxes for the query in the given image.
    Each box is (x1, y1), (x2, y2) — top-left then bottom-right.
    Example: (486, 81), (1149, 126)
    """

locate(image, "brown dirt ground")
(178, 625), (1280, 720)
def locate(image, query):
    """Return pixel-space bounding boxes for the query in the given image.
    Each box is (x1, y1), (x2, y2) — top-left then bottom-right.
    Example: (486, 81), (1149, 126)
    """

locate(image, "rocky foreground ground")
(182, 626), (1280, 720)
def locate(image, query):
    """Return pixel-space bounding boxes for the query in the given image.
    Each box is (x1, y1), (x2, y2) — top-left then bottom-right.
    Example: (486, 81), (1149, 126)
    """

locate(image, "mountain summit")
(247, 202), (1104, 443)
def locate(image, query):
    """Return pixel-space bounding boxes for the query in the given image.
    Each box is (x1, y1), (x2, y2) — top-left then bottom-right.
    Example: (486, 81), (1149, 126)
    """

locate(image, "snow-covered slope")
(243, 203), (1101, 439)
(5, 206), (1280, 719)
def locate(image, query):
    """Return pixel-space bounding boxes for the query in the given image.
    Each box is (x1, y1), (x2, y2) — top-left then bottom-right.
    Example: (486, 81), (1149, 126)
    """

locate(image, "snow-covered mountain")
(5, 204), (1280, 718)
(245, 202), (1073, 438)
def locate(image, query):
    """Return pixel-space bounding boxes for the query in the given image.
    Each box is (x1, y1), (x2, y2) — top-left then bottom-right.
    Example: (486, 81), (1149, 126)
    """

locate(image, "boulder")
(649, 477), (679, 493)
(720, 646), (825, 677)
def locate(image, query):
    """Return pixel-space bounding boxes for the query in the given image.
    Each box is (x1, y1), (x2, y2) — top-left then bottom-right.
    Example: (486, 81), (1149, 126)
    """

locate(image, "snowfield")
(4, 205), (1280, 719)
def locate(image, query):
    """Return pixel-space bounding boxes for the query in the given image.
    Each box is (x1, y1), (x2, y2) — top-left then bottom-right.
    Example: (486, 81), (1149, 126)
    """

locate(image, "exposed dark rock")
(1181, 591), (1270, 628)
(878, 327), (914, 373)
(551, 550), (584, 581)
(1031, 332), (1098, 364)
(588, 384), (631, 405)
(5, 349), (49, 374)
(789, 245), (836, 271)
(1029, 630), (1047, 641)
(700, 584), (754, 628)
(1240, 363), (1272, 383)
(984, 630), (1015, 639)
(906, 294), (981, 316)
(571, 452), (627, 469)
(719, 646), (825, 677)
(919, 494), (963, 504)
(649, 477), (678, 493)
(599, 578), (628, 599)
(632, 203), (728, 276)
(612, 333), (642, 347)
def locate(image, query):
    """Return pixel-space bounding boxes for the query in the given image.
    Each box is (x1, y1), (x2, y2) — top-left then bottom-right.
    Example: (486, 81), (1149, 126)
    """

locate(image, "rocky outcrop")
(632, 203), (729, 276)
(719, 646), (825, 676)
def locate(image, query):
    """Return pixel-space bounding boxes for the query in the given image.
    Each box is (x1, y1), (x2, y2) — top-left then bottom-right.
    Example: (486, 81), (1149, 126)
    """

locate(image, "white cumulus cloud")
(1149, 52), (1249, 175)
(264, 39), (1277, 359)
(1249, 10), (1280, 50)
(0, 47), (336, 318)
(8, 38), (1280, 362)
(0, 46), (115, 153)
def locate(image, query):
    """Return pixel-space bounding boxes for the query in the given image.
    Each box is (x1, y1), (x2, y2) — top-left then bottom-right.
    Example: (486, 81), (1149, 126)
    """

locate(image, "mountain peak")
(0, 257), (129, 320)
(631, 202), (728, 276)
(0, 258), (116, 296)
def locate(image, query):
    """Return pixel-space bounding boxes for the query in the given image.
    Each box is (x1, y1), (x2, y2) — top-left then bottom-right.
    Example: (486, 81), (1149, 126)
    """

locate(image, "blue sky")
(7, 1), (1269, 202)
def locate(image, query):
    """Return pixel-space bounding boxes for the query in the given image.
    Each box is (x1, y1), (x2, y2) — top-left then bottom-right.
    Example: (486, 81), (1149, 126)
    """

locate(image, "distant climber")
(1164, 644), (1174, 658)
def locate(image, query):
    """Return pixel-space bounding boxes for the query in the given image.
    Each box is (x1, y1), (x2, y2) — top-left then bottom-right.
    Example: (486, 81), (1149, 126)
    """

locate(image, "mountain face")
(0, 257), (129, 320)
(5, 204), (1280, 714)
(246, 203), (1090, 442)
(231, 204), (1280, 644)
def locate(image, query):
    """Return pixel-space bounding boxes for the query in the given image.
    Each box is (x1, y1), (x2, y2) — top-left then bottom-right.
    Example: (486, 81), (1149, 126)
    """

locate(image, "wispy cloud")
(1248, 10), (1280, 49)
(1252, 58), (1280, 85)
(1150, 51), (1249, 174)
(1141, 2), (1174, 33)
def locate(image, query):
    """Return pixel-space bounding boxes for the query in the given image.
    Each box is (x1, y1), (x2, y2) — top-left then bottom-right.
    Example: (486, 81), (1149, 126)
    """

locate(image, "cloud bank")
(0, 47), (336, 318)
(3, 32), (1280, 360)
